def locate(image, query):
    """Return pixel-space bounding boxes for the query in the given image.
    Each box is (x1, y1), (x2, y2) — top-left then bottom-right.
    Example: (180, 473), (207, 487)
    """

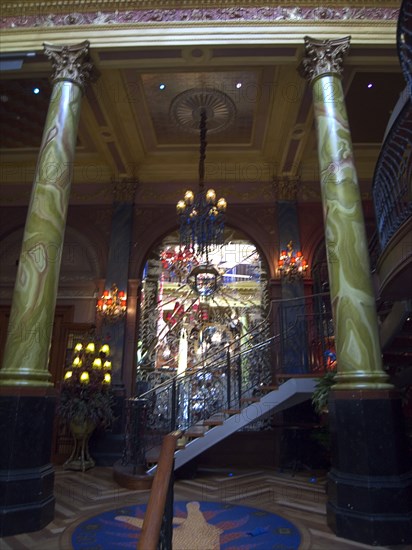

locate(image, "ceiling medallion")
(170, 87), (236, 134)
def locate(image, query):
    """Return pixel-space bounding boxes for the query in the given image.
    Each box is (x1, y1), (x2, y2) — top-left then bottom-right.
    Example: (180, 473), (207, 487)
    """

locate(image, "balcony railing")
(372, 0), (412, 252)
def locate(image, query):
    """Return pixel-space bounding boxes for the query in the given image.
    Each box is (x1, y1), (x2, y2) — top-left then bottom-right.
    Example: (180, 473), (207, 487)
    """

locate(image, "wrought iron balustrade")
(372, 0), (412, 252)
(121, 298), (333, 473)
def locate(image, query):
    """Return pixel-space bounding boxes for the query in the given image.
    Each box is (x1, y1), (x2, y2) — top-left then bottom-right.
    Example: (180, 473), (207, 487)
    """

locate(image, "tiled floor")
(1, 466), (409, 549)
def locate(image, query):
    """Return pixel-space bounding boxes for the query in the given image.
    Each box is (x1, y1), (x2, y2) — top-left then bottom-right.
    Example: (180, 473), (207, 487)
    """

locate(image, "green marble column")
(0, 41), (94, 387)
(301, 37), (390, 390)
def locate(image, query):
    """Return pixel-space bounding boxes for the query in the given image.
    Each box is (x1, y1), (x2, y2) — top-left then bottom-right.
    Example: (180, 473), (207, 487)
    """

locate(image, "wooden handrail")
(137, 430), (182, 550)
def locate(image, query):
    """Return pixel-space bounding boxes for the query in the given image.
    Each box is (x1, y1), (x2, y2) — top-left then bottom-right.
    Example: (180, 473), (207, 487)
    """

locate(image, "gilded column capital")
(43, 40), (95, 91)
(301, 36), (351, 84)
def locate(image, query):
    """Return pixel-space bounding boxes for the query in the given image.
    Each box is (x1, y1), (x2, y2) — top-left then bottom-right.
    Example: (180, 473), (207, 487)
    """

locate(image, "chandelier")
(176, 109), (227, 259)
(96, 283), (127, 321)
(278, 241), (308, 281)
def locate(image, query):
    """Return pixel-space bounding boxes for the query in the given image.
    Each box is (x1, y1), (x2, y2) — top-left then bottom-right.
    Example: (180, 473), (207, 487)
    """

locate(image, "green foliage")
(311, 370), (336, 415)
(58, 360), (115, 428)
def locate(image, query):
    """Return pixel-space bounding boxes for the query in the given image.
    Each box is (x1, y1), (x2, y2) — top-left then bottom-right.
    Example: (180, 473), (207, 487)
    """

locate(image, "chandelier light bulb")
(184, 190), (195, 204)
(80, 371), (90, 384)
(176, 200), (186, 213)
(206, 188), (216, 203)
(103, 360), (112, 369)
(92, 358), (102, 369)
(100, 344), (110, 355)
(74, 343), (83, 352)
(85, 342), (95, 354)
(64, 370), (73, 380)
(217, 198), (227, 211)
(72, 356), (82, 367)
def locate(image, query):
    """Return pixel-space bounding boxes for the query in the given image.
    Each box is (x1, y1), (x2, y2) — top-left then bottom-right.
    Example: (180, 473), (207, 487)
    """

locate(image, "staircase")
(147, 377), (316, 473)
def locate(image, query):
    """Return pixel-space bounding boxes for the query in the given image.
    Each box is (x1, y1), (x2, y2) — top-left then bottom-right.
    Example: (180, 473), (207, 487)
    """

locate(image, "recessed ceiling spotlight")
(159, 83), (166, 90)
(367, 83), (373, 89)
(33, 87), (40, 94)
(236, 82), (242, 89)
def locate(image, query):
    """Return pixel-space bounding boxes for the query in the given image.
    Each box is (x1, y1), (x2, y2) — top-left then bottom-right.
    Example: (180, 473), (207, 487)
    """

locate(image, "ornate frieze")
(1, 4), (399, 29)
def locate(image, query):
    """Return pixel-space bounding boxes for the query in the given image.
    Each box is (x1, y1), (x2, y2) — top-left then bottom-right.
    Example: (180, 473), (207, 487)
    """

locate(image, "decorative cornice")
(0, 1), (401, 16)
(43, 40), (95, 91)
(300, 35), (351, 83)
(1, 5), (399, 29)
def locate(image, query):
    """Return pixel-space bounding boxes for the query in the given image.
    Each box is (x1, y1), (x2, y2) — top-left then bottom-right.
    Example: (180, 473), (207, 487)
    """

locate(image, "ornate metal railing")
(121, 296), (333, 472)
(372, 0), (412, 251)
(398, 0), (412, 97)
(122, 327), (274, 470)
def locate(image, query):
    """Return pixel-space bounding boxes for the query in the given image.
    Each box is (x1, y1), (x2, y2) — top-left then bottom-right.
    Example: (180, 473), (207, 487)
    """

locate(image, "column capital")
(113, 178), (139, 203)
(301, 36), (350, 84)
(273, 175), (299, 201)
(43, 40), (95, 91)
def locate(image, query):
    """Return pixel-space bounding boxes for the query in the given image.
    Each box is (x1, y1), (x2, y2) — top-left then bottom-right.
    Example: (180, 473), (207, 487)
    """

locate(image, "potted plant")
(311, 369), (337, 416)
(58, 341), (115, 471)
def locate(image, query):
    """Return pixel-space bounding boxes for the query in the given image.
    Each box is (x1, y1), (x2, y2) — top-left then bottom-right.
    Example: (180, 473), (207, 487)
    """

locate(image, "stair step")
(203, 417), (224, 426)
(221, 409), (241, 415)
(240, 397), (261, 403)
(258, 385), (279, 392)
(185, 427), (208, 438)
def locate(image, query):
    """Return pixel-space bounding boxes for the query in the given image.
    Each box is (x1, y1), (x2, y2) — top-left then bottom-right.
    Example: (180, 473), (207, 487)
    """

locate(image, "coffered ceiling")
(0, 41), (406, 206)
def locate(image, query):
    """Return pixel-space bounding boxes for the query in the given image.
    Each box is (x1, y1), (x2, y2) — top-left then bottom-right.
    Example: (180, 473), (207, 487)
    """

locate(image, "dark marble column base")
(0, 391), (56, 537)
(327, 468), (412, 545)
(0, 465), (55, 537)
(327, 389), (412, 546)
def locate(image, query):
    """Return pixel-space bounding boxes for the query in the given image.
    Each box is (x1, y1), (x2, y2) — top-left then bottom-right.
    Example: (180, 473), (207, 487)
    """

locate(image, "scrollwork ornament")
(43, 40), (95, 91)
(301, 36), (351, 84)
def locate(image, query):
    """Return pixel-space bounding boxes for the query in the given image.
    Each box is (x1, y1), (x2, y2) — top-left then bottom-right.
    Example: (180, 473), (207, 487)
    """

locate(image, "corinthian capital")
(300, 36), (351, 84)
(43, 40), (95, 91)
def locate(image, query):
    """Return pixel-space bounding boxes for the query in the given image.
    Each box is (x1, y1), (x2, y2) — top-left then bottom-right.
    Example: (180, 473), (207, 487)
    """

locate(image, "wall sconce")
(96, 283), (127, 322)
(278, 241), (308, 281)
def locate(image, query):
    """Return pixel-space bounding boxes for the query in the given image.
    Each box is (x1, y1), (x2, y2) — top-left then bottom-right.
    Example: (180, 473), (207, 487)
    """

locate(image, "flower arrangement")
(58, 341), (115, 428)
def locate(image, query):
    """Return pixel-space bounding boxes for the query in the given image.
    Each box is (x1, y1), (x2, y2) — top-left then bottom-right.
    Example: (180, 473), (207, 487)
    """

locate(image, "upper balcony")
(371, 0), (412, 302)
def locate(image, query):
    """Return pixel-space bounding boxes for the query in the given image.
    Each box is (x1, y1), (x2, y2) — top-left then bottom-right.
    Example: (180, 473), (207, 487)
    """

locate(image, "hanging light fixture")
(96, 283), (127, 321)
(63, 341), (112, 386)
(278, 241), (308, 281)
(176, 109), (227, 260)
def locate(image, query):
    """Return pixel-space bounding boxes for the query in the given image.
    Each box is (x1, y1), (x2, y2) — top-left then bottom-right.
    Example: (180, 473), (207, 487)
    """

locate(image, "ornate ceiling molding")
(0, 1), (401, 15)
(0, 4), (399, 31)
(170, 88), (236, 135)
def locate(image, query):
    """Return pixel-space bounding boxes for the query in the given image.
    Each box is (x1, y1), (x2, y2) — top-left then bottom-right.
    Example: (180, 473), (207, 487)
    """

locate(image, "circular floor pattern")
(72, 500), (302, 549)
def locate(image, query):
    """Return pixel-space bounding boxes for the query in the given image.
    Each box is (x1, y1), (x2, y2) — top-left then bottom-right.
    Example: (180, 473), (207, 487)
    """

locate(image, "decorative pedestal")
(327, 390), (412, 546)
(64, 421), (96, 472)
